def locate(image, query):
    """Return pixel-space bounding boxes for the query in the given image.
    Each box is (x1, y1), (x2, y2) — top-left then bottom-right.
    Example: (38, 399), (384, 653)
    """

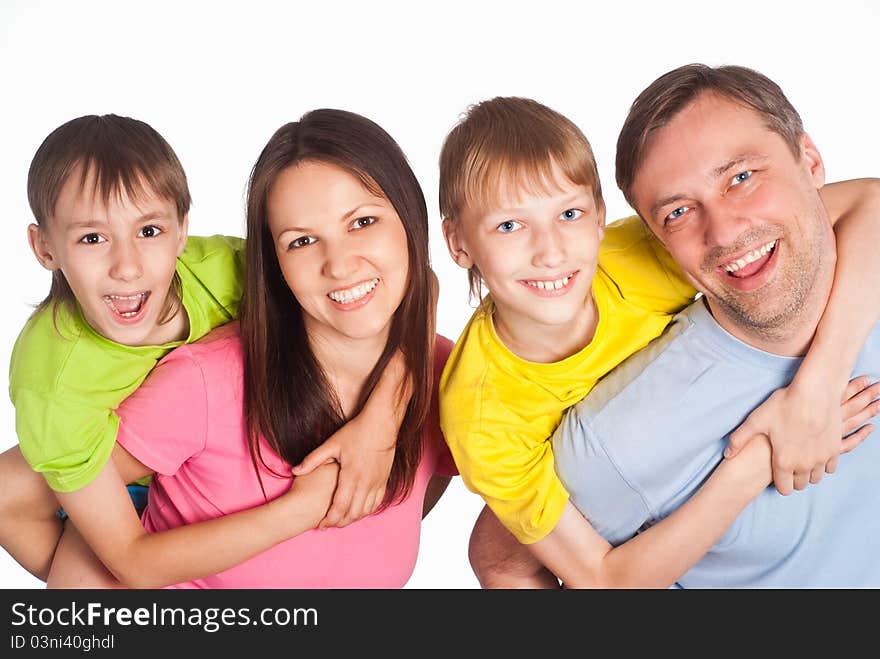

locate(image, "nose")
(702, 200), (749, 248)
(108, 239), (143, 282)
(530, 223), (566, 268)
(320, 239), (359, 281)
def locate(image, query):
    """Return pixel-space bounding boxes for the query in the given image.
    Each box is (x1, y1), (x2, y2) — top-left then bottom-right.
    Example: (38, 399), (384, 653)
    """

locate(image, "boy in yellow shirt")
(438, 97), (880, 587)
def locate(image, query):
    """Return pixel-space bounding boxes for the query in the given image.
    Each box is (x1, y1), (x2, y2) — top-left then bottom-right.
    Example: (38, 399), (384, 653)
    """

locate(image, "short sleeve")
(14, 388), (119, 493)
(116, 347), (209, 476)
(551, 402), (652, 546)
(599, 215), (697, 314)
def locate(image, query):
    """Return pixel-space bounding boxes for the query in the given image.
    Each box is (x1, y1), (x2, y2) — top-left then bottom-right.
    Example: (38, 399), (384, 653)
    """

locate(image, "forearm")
(60, 464), (332, 589)
(117, 495), (321, 588)
(535, 452), (768, 589)
(361, 349), (409, 431)
(593, 459), (767, 588)
(804, 179), (880, 388)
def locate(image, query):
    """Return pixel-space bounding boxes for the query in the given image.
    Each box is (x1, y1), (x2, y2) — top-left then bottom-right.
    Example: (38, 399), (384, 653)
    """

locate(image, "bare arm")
(727, 178), (880, 493)
(521, 377), (876, 588)
(54, 447), (339, 589)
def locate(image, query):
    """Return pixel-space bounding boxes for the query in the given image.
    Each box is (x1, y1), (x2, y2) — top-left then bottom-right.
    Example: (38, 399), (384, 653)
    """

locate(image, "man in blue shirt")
(468, 63), (880, 588)
(549, 64), (880, 587)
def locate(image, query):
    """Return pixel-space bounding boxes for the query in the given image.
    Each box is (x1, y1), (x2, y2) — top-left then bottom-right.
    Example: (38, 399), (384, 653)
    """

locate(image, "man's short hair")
(615, 64), (804, 212)
(439, 97), (603, 300)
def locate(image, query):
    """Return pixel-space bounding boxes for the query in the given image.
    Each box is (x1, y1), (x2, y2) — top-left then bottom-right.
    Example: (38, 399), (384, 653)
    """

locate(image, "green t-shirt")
(9, 234), (245, 492)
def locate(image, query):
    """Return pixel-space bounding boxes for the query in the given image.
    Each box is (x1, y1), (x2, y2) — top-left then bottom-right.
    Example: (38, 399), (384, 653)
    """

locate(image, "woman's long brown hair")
(241, 109), (433, 506)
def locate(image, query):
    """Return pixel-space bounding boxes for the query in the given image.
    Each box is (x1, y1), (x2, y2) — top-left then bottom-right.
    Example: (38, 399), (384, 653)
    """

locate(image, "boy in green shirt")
(1, 114), (404, 587)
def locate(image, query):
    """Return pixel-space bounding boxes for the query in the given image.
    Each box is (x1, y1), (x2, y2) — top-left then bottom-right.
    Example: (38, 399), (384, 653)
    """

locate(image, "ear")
(27, 224), (60, 271)
(800, 133), (825, 189)
(441, 217), (474, 269)
(596, 202), (607, 241)
(176, 213), (190, 257)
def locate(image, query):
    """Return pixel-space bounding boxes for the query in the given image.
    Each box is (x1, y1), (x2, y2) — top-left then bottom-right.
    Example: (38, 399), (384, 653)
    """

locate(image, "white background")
(1, 0), (877, 589)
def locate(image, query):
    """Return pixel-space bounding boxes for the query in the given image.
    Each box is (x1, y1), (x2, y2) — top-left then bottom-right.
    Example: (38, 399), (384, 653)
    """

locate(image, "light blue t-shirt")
(552, 299), (880, 588)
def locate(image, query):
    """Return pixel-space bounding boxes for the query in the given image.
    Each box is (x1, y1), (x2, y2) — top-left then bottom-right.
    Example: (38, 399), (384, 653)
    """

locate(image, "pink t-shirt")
(116, 323), (457, 588)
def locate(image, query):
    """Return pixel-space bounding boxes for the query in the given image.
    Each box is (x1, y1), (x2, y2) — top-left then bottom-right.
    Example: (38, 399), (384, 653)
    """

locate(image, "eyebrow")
(490, 191), (591, 216)
(276, 202), (388, 236)
(65, 211), (170, 231)
(649, 154), (767, 218)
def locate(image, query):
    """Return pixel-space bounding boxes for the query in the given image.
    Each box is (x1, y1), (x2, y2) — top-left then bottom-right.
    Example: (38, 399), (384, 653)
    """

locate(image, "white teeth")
(525, 275), (571, 291)
(328, 278), (379, 304)
(724, 241), (776, 273)
(103, 293), (148, 318)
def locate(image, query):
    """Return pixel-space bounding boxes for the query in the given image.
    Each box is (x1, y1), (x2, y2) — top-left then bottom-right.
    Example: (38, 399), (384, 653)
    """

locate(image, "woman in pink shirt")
(110, 109), (456, 587)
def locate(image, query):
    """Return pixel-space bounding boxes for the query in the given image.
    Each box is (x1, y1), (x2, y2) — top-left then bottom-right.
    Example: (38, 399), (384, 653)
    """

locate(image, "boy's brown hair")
(439, 97), (604, 301)
(27, 114), (191, 319)
(615, 63), (804, 213)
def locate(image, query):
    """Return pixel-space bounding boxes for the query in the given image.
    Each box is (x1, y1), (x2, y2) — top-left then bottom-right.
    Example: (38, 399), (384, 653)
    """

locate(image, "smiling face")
(266, 161), (409, 348)
(443, 161), (605, 352)
(630, 92), (834, 345)
(28, 165), (189, 346)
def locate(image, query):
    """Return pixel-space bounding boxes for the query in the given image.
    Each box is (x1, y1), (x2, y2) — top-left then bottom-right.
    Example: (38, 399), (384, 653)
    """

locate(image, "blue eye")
(289, 236), (317, 249)
(351, 216), (377, 230)
(79, 233), (105, 245)
(732, 170), (753, 185)
(560, 209), (583, 221)
(497, 220), (522, 233)
(665, 206), (689, 223)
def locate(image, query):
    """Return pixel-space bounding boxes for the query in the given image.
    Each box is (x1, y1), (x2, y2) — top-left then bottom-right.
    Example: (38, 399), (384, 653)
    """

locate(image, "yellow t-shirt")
(439, 215), (697, 543)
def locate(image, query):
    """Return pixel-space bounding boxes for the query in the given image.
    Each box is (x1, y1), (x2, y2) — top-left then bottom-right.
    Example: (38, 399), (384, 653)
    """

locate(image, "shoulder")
(10, 304), (90, 391)
(440, 303), (495, 389)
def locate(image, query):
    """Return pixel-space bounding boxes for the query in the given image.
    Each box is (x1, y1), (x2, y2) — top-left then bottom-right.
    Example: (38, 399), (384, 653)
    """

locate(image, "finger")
(841, 375), (874, 403)
(368, 485), (386, 515)
(824, 455), (838, 474)
(840, 424), (874, 455)
(808, 466), (824, 485)
(792, 469), (810, 491)
(726, 422), (759, 459)
(337, 485), (370, 528)
(319, 478), (356, 530)
(841, 381), (880, 419)
(772, 466), (794, 496)
(842, 399), (880, 435)
(292, 443), (339, 475)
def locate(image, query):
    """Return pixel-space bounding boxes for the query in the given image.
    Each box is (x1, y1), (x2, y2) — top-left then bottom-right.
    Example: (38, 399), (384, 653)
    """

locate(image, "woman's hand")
(291, 413), (395, 529)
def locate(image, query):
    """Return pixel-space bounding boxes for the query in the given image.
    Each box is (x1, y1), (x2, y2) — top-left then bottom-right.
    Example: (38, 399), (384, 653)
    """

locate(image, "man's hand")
(292, 413), (395, 529)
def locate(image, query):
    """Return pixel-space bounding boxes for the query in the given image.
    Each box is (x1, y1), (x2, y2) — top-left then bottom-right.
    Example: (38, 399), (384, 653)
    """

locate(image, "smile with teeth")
(723, 240), (777, 273)
(104, 292), (149, 318)
(523, 273), (574, 291)
(328, 278), (379, 304)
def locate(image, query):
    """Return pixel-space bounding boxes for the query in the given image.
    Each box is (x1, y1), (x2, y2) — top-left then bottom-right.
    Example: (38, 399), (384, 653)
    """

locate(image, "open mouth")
(327, 278), (380, 306)
(520, 271), (578, 295)
(722, 240), (777, 279)
(104, 292), (150, 319)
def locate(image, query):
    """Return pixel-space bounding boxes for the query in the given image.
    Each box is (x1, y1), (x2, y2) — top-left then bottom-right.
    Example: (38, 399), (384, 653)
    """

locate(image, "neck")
(492, 292), (598, 363)
(306, 323), (389, 416)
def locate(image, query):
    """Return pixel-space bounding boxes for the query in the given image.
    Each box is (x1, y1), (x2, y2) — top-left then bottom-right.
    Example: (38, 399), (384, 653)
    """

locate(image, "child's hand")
(725, 376), (879, 495)
(292, 413), (396, 530)
(286, 462), (340, 530)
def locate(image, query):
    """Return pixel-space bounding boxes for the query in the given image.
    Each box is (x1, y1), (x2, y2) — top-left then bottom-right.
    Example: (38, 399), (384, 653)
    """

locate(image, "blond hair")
(439, 97), (603, 300)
